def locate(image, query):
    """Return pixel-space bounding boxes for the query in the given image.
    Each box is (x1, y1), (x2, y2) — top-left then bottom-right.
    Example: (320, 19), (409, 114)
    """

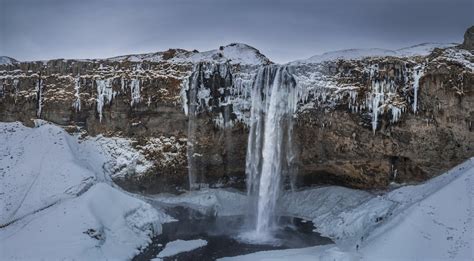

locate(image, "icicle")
(13, 79), (19, 103)
(35, 76), (43, 118)
(121, 77), (127, 92)
(412, 64), (425, 113)
(130, 78), (141, 106)
(73, 76), (81, 111)
(96, 78), (115, 122)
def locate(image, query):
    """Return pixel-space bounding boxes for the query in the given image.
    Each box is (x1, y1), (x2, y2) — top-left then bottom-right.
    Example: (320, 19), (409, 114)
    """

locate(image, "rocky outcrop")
(462, 26), (474, 50)
(1, 31), (473, 193)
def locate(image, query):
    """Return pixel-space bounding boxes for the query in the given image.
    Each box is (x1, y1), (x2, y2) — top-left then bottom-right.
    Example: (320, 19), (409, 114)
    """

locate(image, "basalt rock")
(0, 34), (473, 193)
(462, 26), (474, 50)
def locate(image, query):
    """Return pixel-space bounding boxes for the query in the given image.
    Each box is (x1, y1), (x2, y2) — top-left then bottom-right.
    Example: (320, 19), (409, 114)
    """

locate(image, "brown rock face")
(0, 42), (472, 194)
(462, 26), (474, 50)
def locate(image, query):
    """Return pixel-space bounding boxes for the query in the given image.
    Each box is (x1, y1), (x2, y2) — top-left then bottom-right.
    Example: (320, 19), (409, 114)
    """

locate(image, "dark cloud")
(1, 0), (472, 63)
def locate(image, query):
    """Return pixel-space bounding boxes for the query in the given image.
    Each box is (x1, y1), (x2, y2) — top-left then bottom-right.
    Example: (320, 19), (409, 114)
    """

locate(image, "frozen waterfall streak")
(35, 74), (44, 118)
(186, 65), (201, 190)
(412, 64), (425, 113)
(245, 65), (299, 237)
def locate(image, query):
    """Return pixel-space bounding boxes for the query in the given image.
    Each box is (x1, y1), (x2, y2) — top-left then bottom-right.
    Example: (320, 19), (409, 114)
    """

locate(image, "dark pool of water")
(133, 207), (332, 261)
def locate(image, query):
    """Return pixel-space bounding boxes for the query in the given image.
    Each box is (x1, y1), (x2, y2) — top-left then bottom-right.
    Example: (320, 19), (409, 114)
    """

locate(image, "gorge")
(0, 26), (473, 260)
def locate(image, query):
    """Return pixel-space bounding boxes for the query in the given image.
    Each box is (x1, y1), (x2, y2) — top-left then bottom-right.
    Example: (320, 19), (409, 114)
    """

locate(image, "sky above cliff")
(1, 0), (472, 63)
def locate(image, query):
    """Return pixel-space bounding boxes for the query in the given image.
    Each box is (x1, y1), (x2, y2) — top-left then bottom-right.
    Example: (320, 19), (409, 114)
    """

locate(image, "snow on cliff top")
(294, 43), (458, 64)
(108, 43), (272, 65)
(0, 56), (18, 65)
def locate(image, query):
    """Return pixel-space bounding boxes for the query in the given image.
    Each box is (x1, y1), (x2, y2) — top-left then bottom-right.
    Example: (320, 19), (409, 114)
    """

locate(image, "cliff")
(0, 33), (472, 193)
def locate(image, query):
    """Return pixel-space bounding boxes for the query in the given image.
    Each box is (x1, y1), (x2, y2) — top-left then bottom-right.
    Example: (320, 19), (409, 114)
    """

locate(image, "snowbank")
(218, 244), (354, 261)
(359, 158), (474, 260)
(0, 121), (173, 260)
(0, 183), (173, 260)
(0, 122), (97, 225)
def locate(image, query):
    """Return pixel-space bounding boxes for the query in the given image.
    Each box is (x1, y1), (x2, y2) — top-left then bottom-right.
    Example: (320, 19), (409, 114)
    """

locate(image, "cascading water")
(243, 65), (299, 242)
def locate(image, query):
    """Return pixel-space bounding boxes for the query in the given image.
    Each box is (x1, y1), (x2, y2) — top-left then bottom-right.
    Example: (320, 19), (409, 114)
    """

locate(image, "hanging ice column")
(245, 65), (299, 240)
(412, 64), (425, 113)
(35, 75), (44, 118)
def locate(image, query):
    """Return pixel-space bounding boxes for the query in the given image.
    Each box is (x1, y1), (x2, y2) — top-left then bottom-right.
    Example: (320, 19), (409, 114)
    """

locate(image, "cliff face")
(0, 39), (472, 193)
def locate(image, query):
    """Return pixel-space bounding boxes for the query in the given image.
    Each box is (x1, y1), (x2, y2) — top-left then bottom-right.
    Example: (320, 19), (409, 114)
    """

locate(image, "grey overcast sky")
(0, 0), (473, 63)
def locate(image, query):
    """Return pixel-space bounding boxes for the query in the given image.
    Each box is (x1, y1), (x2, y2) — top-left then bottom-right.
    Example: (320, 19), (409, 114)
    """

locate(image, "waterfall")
(186, 67), (201, 190)
(244, 65), (299, 240)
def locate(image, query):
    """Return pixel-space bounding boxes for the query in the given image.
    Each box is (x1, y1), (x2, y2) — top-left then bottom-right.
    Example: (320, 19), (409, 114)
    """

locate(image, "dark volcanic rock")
(0, 42), (472, 193)
(462, 26), (474, 50)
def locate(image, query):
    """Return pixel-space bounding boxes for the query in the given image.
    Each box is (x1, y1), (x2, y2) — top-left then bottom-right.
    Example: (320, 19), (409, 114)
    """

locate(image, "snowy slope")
(0, 121), (97, 225)
(0, 121), (173, 260)
(360, 159), (474, 260)
(294, 43), (457, 64)
(108, 43), (271, 65)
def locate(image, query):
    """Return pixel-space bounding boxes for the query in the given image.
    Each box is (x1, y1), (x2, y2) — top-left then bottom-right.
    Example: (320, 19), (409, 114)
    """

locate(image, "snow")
(296, 43), (457, 64)
(219, 244), (353, 261)
(0, 183), (173, 260)
(80, 134), (153, 179)
(219, 157), (474, 260)
(156, 239), (207, 258)
(0, 121), (173, 260)
(360, 158), (474, 260)
(0, 56), (18, 65)
(108, 43), (271, 65)
(151, 188), (247, 216)
(0, 121), (96, 225)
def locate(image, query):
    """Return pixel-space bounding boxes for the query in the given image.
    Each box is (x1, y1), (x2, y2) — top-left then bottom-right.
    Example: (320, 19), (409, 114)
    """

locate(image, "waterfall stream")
(244, 65), (299, 241)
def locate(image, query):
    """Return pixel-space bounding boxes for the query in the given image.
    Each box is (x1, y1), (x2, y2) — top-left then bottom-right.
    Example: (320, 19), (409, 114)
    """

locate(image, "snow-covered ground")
(1, 121), (472, 260)
(0, 121), (173, 260)
(217, 157), (474, 261)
